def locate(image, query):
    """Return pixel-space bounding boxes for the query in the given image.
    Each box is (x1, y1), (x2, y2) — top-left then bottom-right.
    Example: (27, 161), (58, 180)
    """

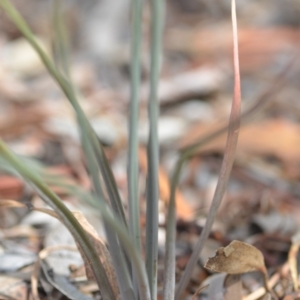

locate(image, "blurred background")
(1, 0), (300, 298)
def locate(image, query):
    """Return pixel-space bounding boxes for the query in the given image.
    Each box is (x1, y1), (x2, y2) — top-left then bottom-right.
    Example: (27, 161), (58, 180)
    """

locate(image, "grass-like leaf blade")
(145, 0), (165, 298)
(175, 1), (241, 298)
(0, 139), (116, 300)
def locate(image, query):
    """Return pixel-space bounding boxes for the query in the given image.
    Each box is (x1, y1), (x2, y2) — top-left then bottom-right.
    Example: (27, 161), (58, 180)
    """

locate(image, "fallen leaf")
(0, 199), (119, 299)
(0, 175), (23, 199)
(205, 241), (279, 299)
(179, 119), (300, 179)
(0, 275), (27, 300)
(31, 245), (89, 300)
(33, 208), (120, 299)
(166, 27), (300, 71)
(205, 240), (267, 275)
(40, 262), (93, 300)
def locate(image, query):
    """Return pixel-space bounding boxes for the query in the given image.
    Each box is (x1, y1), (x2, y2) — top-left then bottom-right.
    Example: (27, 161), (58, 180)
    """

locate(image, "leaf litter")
(0, 0), (300, 299)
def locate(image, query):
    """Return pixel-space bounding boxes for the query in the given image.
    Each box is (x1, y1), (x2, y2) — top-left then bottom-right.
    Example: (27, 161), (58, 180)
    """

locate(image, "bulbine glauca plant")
(0, 0), (286, 299)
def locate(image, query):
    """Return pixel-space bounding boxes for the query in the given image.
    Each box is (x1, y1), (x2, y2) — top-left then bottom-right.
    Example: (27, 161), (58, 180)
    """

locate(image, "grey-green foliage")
(0, 0), (149, 299)
(145, 0), (165, 299)
(1, 0), (288, 299)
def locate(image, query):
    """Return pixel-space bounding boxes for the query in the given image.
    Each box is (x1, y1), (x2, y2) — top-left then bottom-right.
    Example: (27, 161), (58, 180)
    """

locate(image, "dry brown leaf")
(0, 105), (45, 139)
(72, 212), (118, 284)
(33, 208), (120, 299)
(205, 241), (279, 299)
(0, 175), (24, 199)
(0, 275), (28, 300)
(31, 245), (79, 300)
(0, 199), (119, 299)
(205, 240), (266, 274)
(166, 27), (300, 71)
(179, 119), (300, 178)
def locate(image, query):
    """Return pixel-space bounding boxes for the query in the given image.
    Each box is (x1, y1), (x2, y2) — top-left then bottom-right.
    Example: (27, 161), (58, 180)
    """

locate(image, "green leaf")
(145, 0), (165, 299)
(175, 1), (241, 298)
(0, 139), (116, 300)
